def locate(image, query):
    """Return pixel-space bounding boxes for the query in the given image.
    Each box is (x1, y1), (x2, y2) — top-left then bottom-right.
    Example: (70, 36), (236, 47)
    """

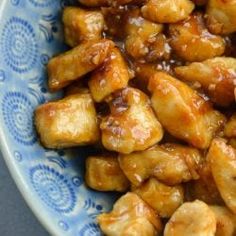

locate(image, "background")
(0, 154), (49, 236)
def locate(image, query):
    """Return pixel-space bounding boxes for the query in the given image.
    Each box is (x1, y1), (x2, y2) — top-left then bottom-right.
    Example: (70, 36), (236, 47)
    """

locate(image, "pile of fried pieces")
(35, 0), (236, 235)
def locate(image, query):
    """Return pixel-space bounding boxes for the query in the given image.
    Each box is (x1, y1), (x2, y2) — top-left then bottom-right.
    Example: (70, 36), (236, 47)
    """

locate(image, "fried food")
(148, 72), (225, 149)
(97, 192), (162, 236)
(35, 93), (99, 148)
(85, 155), (129, 192)
(101, 87), (163, 154)
(119, 143), (202, 186)
(164, 200), (216, 236)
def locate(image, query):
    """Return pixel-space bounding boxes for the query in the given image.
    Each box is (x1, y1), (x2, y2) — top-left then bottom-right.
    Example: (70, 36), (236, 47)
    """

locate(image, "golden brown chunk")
(169, 13), (225, 62)
(148, 72), (226, 149)
(224, 113), (236, 138)
(141, 0), (194, 23)
(134, 60), (179, 91)
(175, 57), (236, 107)
(133, 178), (184, 218)
(35, 93), (99, 148)
(63, 7), (104, 47)
(88, 47), (130, 102)
(206, 0), (236, 34)
(210, 206), (236, 236)
(124, 9), (166, 61)
(164, 200), (216, 236)
(85, 155), (129, 192)
(100, 87), (163, 154)
(97, 192), (162, 236)
(145, 33), (172, 62)
(47, 39), (114, 91)
(208, 138), (236, 214)
(119, 143), (202, 186)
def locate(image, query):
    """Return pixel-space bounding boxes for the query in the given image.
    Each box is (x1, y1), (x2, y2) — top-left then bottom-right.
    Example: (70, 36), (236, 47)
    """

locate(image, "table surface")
(0, 153), (50, 236)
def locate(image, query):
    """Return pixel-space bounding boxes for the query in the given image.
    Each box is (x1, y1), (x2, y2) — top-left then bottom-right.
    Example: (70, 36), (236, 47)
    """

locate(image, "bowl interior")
(0, 0), (118, 235)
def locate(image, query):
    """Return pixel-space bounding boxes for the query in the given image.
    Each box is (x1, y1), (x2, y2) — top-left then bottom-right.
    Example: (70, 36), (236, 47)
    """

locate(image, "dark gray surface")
(0, 154), (50, 236)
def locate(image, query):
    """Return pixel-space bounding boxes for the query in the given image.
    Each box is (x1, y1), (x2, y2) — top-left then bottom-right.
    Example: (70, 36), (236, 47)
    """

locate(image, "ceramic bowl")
(0, 0), (117, 235)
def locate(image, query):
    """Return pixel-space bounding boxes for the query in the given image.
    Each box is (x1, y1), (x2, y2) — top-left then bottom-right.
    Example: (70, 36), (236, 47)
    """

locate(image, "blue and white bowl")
(0, 1), (118, 235)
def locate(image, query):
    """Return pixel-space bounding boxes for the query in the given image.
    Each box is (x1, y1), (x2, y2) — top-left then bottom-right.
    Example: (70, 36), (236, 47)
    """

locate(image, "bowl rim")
(0, 132), (57, 236)
(0, 0), (68, 234)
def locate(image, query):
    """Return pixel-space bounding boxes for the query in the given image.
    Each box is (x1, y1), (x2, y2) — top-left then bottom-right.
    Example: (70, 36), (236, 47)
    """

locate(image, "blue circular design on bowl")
(29, 0), (56, 7)
(30, 164), (76, 214)
(40, 53), (50, 65)
(2, 92), (36, 145)
(11, 0), (20, 6)
(1, 17), (38, 73)
(0, 70), (5, 82)
(79, 223), (100, 236)
(72, 176), (83, 187)
(58, 221), (69, 231)
(14, 151), (22, 162)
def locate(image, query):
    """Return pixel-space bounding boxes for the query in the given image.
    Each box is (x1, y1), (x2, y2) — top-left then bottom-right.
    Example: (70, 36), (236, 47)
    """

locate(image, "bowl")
(0, 1), (117, 235)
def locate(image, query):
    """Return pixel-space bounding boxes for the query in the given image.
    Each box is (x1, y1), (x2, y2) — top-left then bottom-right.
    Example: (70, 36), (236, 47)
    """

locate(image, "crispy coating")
(141, 0), (194, 23)
(133, 178), (184, 218)
(145, 33), (172, 62)
(97, 192), (162, 236)
(85, 155), (129, 192)
(164, 200), (216, 236)
(208, 138), (236, 214)
(88, 47), (130, 102)
(206, 0), (236, 34)
(63, 7), (104, 47)
(119, 143), (202, 186)
(169, 13), (225, 62)
(124, 9), (166, 61)
(175, 57), (236, 107)
(47, 39), (114, 91)
(35, 93), (99, 148)
(100, 87), (163, 154)
(148, 72), (226, 149)
(224, 113), (236, 138)
(210, 206), (236, 236)
(125, 8), (163, 39)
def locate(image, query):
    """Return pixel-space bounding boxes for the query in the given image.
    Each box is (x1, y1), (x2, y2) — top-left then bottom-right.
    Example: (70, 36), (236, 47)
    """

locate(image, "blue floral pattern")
(29, 0), (56, 8)
(30, 164), (76, 214)
(79, 223), (101, 236)
(1, 17), (38, 73)
(2, 92), (36, 145)
(14, 151), (23, 162)
(0, 70), (5, 82)
(0, 0), (117, 235)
